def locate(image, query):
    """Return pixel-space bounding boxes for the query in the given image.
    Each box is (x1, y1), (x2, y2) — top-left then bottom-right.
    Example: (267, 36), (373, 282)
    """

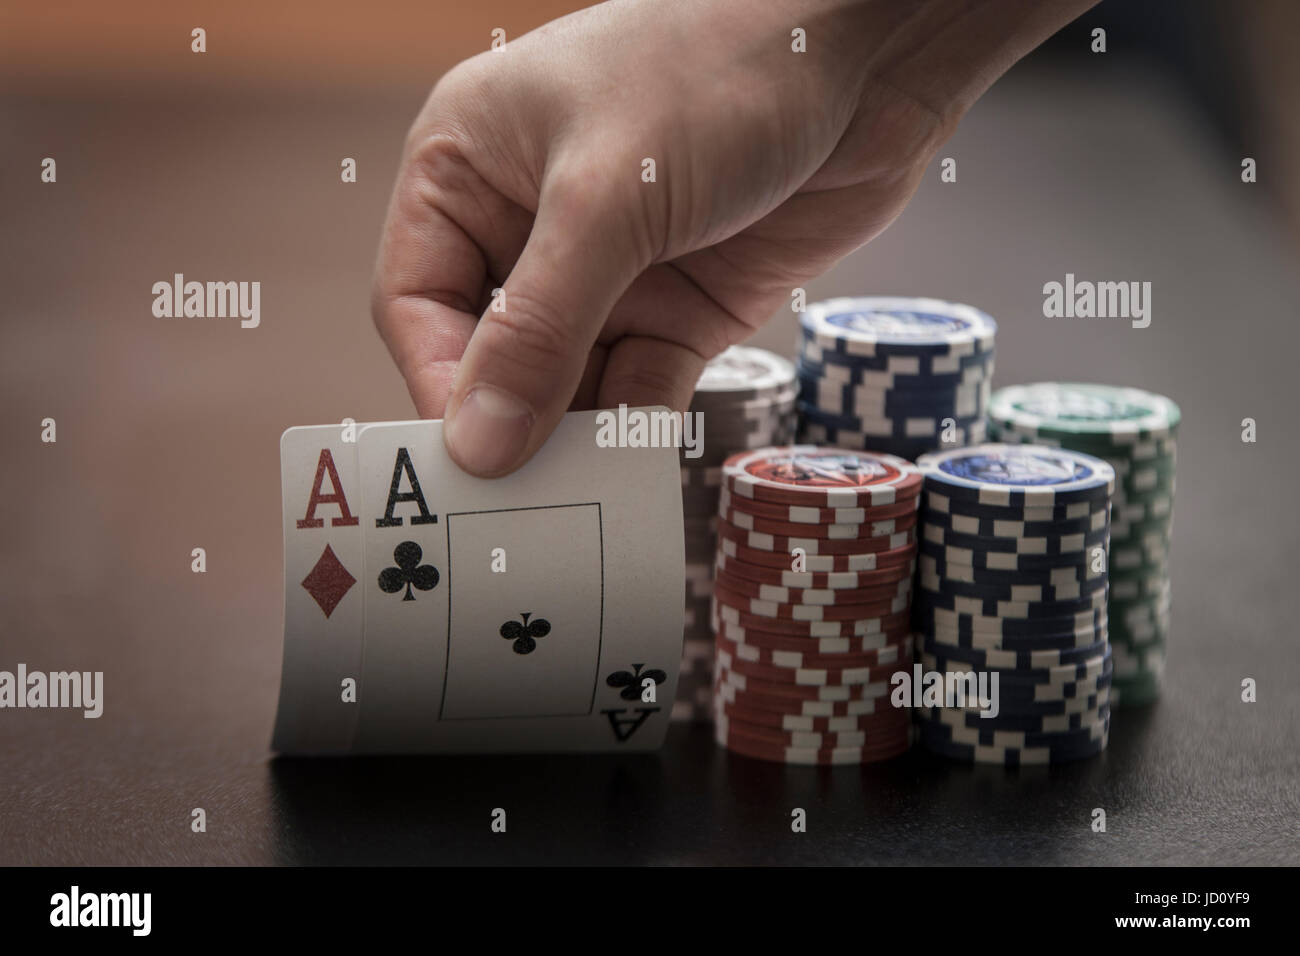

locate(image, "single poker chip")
(919, 553), (1104, 589)
(718, 505), (918, 540)
(715, 664), (896, 703)
(717, 535), (916, 572)
(915, 602), (1107, 637)
(920, 632), (1110, 673)
(715, 697), (907, 734)
(722, 446), (922, 507)
(714, 581), (910, 621)
(713, 619), (910, 657)
(798, 418), (989, 446)
(1109, 598), (1172, 629)
(1110, 515), (1175, 545)
(796, 333), (996, 373)
(1111, 547), (1168, 574)
(718, 485), (920, 525)
(713, 563), (911, 606)
(921, 508), (1108, 541)
(714, 699), (911, 738)
(917, 705), (1110, 751)
(799, 296), (998, 357)
(914, 666), (1113, 706)
(684, 577), (714, 601)
(919, 703), (1110, 732)
(714, 549), (913, 590)
(796, 333), (995, 375)
(930, 492), (1108, 524)
(717, 642), (905, 687)
(693, 387), (797, 416)
(714, 710), (910, 751)
(914, 583), (1107, 616)
(796, 349), (994, 392)
(1107, 573), (1170, 603)
(917, 539), (1103, 573)
(799, 370), (990, 401)
(713, 597), (912, 637)
(797, 368), (992, 400)
(916, 723), (1108, 766)
(1108, 628), (1169, 654)
(917, 443), (1115, 508)
(924, 619), (1106, 652)
(1109, 612), (1171, 642)
(694, 345), (797, 399)
(922, 633), (1109, 671)
(917, 700), (1109, 735)
(715, 516), (916, 555)
(916, 689), (1112, 722)
(1112, 642), (1167, 668)
(918, 647), (1112, 688)
(713, 678), (897, 718)
(917, 566), (1108, 604)
(919, 521), (1109, 557)
(918, 703), (1113, 746)
(714, 722), (913, 765)
(795, 423), (991, 463)
(799, 388), (991, 427)
(1110, 643), (1167, 676)
(913, 599), (1109, 631)
(987, 383), (1181, 445)
(1110, 613), (1170, 641)
(798, 401), (987, 438)
(799, 379), (989, 420)
(717, 630), (912, 670)
(992, 421), (1178, 460)
(924, 686), (1112, 720)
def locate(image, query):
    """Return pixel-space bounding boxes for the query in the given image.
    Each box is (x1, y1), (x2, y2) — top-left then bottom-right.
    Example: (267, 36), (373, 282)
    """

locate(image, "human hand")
(372, 0), (1095, 476)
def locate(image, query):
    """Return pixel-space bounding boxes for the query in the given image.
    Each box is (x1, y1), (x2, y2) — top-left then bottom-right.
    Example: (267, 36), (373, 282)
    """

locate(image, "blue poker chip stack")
(911, 443), (1116, 767)
(795, 297), (996, 461)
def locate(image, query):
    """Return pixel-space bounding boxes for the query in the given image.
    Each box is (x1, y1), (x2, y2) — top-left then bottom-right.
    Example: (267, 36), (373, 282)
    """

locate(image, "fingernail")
(445, 385), (534, 476)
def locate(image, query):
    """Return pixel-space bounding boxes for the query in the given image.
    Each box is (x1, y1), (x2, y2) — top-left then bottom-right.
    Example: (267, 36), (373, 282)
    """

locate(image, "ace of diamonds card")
(272, 410), (685, 754)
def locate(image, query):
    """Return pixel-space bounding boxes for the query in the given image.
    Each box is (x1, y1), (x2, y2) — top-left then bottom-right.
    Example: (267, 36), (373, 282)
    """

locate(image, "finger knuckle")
(618, 362), (693, 408)
(483, 291), (579, 372)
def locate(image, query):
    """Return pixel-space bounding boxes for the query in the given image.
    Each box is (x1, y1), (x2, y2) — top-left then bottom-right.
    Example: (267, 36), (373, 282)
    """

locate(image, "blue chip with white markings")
(799, 296), (998, 357)
(917, 443), (1115, 507)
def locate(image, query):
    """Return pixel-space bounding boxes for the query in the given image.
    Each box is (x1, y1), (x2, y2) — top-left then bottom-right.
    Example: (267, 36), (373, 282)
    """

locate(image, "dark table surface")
(2, 62), (1298, 866)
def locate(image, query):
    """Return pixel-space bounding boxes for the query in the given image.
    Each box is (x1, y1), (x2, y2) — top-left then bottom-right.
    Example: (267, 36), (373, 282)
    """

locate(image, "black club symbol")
(501, 612), (551, 655)
(606, 664), (667, 701)
(378, 541), (440, 601)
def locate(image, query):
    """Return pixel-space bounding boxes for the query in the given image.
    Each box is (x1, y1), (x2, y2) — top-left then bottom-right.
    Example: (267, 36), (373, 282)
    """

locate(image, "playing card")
(271, 424), (366, 754)
(349, 409), (684, 753)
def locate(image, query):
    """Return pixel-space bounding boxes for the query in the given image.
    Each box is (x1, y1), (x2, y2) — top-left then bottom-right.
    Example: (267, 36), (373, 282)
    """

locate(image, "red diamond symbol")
(302, 544), (356, 618)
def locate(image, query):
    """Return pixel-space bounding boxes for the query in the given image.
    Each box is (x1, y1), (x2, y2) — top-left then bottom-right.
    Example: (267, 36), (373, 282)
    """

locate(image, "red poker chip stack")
(710, 446), (922, 765)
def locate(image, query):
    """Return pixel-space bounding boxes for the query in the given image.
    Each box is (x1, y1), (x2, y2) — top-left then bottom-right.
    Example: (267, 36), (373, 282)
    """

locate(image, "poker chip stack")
(912, 444), (1116, 767)
(675, 346), (798, 722)
(795, 297), (997, 461)
(987, 384), (1180, 707)
(709, 446), (922, 764)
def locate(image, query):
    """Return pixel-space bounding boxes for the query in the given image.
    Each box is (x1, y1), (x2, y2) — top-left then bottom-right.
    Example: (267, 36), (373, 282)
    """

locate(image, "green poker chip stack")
(986, 383), (1179, 707)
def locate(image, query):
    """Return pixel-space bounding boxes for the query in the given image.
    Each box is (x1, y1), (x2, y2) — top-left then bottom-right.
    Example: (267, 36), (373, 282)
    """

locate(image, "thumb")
(444, 174), (647, 477)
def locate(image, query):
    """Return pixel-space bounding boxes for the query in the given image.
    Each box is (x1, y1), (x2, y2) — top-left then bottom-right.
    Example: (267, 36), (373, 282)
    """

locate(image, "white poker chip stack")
(675, 346), (797, 722)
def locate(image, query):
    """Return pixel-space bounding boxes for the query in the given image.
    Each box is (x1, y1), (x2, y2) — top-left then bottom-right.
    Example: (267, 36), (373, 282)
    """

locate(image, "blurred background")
(1, 0), (1298, 865)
